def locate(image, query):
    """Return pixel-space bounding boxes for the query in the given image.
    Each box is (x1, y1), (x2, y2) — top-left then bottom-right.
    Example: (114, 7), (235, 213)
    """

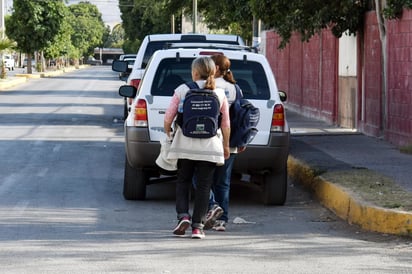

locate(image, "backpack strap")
(185, 81), (200, 90)
(234, 84), (243, 100)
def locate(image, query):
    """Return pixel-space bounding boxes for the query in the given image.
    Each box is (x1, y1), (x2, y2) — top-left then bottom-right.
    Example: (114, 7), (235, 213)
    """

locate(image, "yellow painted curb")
(0, 77), (28, 90)
(288, 156), (412, 236)
(40, 70), (65, 78)
(0, 65), (88, 90)
(15, 73), (41, 79)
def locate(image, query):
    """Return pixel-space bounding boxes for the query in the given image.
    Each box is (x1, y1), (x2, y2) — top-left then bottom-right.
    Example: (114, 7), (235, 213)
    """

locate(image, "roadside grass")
(288, 157), (412, 212)
(321, 169), (412, 211)
(400, 144), (412, 155)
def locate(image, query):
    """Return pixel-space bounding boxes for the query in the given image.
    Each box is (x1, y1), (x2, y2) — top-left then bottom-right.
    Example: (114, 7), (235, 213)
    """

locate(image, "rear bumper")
(125, 127), (160, 170)
(233, 132), (290, 174)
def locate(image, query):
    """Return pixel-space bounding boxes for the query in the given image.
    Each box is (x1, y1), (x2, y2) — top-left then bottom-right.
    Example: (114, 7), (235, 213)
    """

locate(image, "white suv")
(115, 48), (290, 205)
(118, 33), (246, 118)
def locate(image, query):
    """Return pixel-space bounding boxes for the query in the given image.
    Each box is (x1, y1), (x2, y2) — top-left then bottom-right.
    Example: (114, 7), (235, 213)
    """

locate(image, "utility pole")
(252, 16), (261, 48)
(192, 0), (197, 33)
(171, 14), (175, 34)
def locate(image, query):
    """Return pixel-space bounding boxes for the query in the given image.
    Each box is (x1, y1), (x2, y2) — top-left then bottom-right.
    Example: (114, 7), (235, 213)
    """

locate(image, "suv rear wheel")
(263, 167), (287, 205)
(123, 157), (147, 200)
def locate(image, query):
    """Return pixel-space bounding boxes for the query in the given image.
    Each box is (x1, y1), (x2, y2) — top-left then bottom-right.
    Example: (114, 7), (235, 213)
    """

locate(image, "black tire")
(263, 167), (287, 205)
(123, 157), (147, 200)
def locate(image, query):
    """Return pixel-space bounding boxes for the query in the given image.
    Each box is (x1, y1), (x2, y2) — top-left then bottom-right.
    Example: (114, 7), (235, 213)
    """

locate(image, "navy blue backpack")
(229, 84), (260, 147)
(176, 82), (221, 138)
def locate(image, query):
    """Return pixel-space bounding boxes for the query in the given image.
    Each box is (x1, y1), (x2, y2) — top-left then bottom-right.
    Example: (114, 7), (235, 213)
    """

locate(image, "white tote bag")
(155, 136), (177, 171)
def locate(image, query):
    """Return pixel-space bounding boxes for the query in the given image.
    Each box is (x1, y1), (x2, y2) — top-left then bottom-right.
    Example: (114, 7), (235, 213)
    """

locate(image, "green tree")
(68, 2), (106, 59)
(249, 0), (412, 48)
(106, 23), (125, 48)
(43, 6), (75, 66)
(250, 0), (365, 48)
(119, 0), (175, 52)
(102, 26), (112, 48)
(179, 0), (253, 42)
(5, 0), (66, 73)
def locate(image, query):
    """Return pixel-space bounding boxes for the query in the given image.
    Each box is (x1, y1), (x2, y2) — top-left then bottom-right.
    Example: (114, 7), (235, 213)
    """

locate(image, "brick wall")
(265, 30), (337, 124)
(360, 11), (383, 137)
(386, 10), (412, 146)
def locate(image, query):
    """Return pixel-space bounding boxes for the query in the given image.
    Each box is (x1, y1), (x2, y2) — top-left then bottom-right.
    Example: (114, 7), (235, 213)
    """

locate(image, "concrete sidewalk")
(287, 109), (412, 237)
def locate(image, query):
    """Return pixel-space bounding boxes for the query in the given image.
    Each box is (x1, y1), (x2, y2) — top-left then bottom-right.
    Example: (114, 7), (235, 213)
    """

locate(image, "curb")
(288, 155), (412, 236)
(0, 65), (88, 90)
(0, 77), (28, 90)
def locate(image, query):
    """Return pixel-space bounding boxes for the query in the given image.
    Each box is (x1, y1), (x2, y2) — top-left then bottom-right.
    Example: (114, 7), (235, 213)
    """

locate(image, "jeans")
(210, 153), (236, 222)
(175, 159), (216, 229)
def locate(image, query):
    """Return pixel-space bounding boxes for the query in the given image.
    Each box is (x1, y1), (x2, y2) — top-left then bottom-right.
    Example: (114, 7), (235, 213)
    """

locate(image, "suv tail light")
(271, 104), (285, 131)
(134, 99), (148, 127)
(130, 79), (141, 89)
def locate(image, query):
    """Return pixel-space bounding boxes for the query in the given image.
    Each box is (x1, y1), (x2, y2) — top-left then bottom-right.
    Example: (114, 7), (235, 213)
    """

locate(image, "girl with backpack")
(163, 56), (230, 239)
(203, 54), (246, 232)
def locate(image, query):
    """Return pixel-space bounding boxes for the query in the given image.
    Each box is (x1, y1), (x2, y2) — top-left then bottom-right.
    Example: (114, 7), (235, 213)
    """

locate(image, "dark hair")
(192, 56), (216, 90)
(211, 54), (236, 84)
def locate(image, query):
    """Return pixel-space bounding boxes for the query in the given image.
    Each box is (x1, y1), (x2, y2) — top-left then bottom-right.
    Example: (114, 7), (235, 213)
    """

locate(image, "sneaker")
(213, 220), (226, 232)
(191, 228), (205, 239)
(173, 216), (191, 236)
(204, 204), (224, 230)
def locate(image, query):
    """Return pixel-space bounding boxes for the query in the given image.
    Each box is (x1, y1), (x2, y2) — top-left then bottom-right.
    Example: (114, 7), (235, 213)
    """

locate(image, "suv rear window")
(151, 57), (270, 100)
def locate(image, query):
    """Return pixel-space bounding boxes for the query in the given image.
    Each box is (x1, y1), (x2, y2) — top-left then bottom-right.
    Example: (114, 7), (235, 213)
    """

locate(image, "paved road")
(0, 66), (411, 273)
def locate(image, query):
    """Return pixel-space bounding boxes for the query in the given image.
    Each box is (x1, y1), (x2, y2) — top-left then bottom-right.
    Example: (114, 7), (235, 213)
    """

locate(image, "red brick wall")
(265, 30), (337, 123)
(386, 10), (412, 146)
(360, 11), (383, 137)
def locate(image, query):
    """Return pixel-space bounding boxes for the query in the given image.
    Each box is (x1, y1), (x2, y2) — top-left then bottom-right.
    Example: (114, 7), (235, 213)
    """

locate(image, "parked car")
(22, 58), (36, 68)
(119, 53), (136, 61)
(114, 48), (289, 205)
(113, 33), (247, 119)
(118, 57), (135, 81)
(1, 55), (15, 70)
(86, 57), (103, 65)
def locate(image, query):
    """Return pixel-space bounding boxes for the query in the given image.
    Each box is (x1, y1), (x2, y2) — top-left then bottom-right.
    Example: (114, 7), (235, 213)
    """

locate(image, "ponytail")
(223, 69), (236, 84)
(204, 75), (215, 90)
(211, 54), (236, 84)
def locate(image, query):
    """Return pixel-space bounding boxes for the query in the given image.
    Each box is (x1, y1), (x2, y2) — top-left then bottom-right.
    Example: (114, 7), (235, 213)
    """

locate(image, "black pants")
(175, 159), (216, 229)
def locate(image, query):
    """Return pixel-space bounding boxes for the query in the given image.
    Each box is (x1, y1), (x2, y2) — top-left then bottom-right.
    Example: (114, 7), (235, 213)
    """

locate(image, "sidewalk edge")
(288, 156), (412, 236)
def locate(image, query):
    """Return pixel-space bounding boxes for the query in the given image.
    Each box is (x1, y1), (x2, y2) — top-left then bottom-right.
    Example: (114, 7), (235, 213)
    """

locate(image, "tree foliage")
(5, 0), (66, 55)
(192, 0), (253, 42)
(384, 0), (412, 18)
(43, 7), (75, 60)
(249, 0), (366, 48)
(120, 0), (254, 50)
(68, 2), (106, 58)
(107, 24), (125, 48)
(119, 0), (175, 52)
(163, 0), (253, 42)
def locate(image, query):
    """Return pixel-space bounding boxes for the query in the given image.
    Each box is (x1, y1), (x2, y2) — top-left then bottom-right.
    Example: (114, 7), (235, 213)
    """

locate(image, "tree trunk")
(375, 0), (388, 136)
(27, 53), (33, 74)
